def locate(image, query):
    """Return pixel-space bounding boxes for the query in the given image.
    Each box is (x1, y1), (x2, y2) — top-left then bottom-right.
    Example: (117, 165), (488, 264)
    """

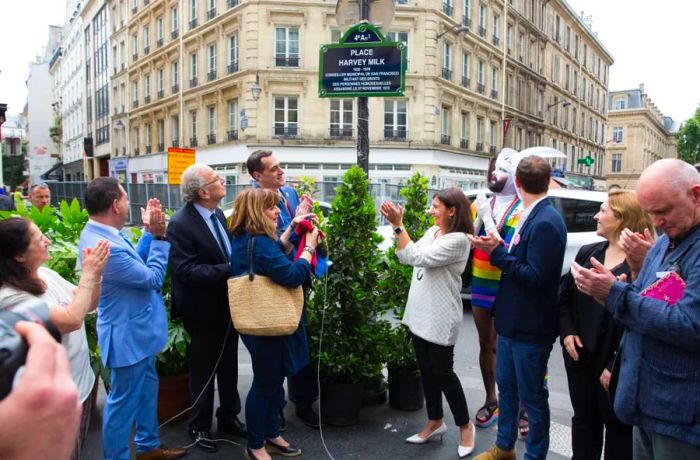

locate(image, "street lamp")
(547, 99), (572, 109)
(436, 24), (470, 40)
(251, 74), (261, 101)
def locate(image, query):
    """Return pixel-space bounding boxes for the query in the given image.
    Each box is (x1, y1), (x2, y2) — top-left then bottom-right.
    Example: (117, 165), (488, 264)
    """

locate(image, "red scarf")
(294, 220), (324, 270)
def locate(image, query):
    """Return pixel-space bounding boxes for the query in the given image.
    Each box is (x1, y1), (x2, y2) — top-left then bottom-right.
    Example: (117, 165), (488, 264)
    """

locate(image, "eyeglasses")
(201, 176), (225, 188)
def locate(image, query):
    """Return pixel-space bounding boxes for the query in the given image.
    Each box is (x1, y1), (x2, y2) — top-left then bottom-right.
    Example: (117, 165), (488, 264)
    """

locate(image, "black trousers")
(185, 318), (242, 431)
(411, 332), (469, 426)
(563, 347), (632, 460)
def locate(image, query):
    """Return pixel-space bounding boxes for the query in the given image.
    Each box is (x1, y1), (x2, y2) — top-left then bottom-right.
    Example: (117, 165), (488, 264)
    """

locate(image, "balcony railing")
(131, 6), (138, 15)
(461, 76), (470, 88)
(134, 148), (140, 155)
(442, 3), (453, 16)
(207, 8), (216, 20)
(171, 29), (178, 39)
(383, 128), (407, 140)
(329, 126), (354, 139)
(460, 139), (469, 149)
(478, 26), (486, 37)
(157, 89), (164, 99)
(207, 133), (216, 144)
(227, 130), (238, 141)
(275, 56), (299, 67)
(441, 67), (452, 80)
(489, 145), (497, 154)
(121, 62), (125, 70)
(492, 36), (499, 46)
(122, 146), (126, 155)
(144, 95), (151, 103)
(227, 62), (239, 74)
(171, 84), (179, 94)
(441, 134), (451, 145)
(144, 0), (149, 5)
(189, 77), (198, 88)
(172, 140), (179, 147)
(190, 136), (198, 147)
(475, 142), (483, 151)
(207, 70), (216, 81)
(132, 53), (138, 61)
(227, 0), (238, 7)
(158, 143), (164, 152)
(157, 38), (163, 48)
(189, 18), (198, 30)
(145, 145), (152, 154)
(490, 89), (498, 99)
(273, 125), (299, 137)
(477, 83), (485, 94)
(144, 45), (150, 54)
(132, 100), (139, 108)
(121, 105), (125, 113)
(462, 16), (471, 28)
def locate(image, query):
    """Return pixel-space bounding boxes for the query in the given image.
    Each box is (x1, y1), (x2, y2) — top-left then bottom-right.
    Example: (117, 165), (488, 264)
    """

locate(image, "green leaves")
(677, 105), (700, 164)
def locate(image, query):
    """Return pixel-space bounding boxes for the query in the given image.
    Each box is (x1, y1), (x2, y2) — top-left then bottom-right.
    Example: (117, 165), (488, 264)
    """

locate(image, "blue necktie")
(210, 214), (230, 262)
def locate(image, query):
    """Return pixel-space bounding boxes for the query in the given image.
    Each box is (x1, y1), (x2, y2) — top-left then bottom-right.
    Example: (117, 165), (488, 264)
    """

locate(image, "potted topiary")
(378, 172), (432, 411)
(306, 166), (385, 426)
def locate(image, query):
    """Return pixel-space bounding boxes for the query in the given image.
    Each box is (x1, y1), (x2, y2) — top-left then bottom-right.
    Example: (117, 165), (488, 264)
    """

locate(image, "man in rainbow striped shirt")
(471, 148), (527, 433)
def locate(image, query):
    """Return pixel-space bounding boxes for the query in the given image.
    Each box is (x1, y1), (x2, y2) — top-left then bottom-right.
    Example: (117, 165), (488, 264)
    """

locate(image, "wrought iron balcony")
(189, 77), (198, 88)
(207, 133), (216, 144)
(132, 53), (138, 61)
(157, 38), (163, 48)
(461, 76), (470, 88)
(172, 140), (179, 147)
(227, 62), (238, 74)
(329, 126), (354, 139)
(171, 29), (178, 39)
(462, 16), (471, 28)
(158, 143), (164, 151)
(144, 45), (150, 54)
(460, 139), (469, 149)
(489, 145), (497, 154)
(207, 8), (216, 20)
(492, 36), (499, 46)
(442, 3), (453, 16)
(132, 100), (139, 108)
(490, 89), (498, 99)
(157, 90), (164, 99)
(383, 128), (408, 140)
(190, 136), (198, 147)
(273, 125), (299, 137)
(207, 70), (216, 81)
(441, 67), (452, 80)
(275, 56), (299, 67)
(171, 84), (179, 94)
(227, 0), (238, 7)
(441, 134), (451, 145)
(475, 142), (483, 151)
(189, 18), (198, 30)
(134, 148), (140, 155)
(144, 95), (151, 103)
(479, 26), (486, 37)
(131, 6), (138, 15)
(145, 145), (152, 154)
(477, 83), (485, 94)
(227, 130), (238, 141)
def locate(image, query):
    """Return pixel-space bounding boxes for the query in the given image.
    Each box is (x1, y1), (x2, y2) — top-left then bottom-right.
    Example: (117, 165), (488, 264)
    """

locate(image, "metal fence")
(48, 181), (440, 225)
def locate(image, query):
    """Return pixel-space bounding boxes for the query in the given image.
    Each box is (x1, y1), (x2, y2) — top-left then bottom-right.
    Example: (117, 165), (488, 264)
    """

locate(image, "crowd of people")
(0, 151), (698, 460)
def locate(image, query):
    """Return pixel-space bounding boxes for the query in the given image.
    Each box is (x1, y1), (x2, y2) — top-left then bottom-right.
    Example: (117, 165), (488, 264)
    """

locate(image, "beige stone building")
(605, 84), (678, 190)
(113, 0), (612, 187)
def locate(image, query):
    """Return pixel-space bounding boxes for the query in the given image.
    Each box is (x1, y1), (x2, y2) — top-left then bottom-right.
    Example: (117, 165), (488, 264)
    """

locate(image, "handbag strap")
(247, 236), (256, 281)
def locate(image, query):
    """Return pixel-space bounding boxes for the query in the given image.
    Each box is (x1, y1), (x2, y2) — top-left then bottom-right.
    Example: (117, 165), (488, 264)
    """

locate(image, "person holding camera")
(0, 320), (82, 460)
(229, 188), (321, 460)
(0, 217), (109, 459)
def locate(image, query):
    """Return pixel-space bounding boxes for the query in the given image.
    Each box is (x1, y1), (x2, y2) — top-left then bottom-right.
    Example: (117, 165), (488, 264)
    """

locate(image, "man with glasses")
(166, 164), (245, 453)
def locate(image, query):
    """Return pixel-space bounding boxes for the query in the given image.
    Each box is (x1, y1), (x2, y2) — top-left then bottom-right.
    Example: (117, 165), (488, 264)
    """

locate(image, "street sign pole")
(357, 0), (370, 175)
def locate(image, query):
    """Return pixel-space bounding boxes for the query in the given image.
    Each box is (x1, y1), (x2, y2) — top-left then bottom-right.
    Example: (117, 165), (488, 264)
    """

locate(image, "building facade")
(605, 84), (678, 190)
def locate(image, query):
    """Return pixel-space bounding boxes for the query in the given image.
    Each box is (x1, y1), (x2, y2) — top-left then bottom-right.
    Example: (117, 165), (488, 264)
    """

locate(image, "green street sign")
(319, 23), (407, 98)
(577, 156), (594, 166)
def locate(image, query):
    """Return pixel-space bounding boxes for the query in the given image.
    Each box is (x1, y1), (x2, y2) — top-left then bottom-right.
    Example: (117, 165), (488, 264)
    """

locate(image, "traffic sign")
(167, 147), (195, 184)
(319, 23), (406, 98)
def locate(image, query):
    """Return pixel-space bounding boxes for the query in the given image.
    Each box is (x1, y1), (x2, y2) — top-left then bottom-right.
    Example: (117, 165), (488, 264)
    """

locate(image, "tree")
(677, 105), (700, 164)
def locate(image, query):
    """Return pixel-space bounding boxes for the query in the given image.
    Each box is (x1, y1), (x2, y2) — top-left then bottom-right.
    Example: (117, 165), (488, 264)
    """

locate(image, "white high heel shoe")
(405, 422), (448, 444)
(458, 422), (476, 457)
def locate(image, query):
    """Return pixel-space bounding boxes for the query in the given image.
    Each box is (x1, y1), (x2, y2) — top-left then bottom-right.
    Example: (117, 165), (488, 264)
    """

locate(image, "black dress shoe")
(190, 429), (218, 453)
(295, 406), (320, 428)
(217, 415), (247, 437)
(279, 410), (287, 432)
(265, 439), (302, 457)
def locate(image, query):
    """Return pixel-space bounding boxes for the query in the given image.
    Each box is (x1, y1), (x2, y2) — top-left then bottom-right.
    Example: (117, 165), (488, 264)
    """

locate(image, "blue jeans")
(496, 335), (552, 460)
(241, 335), (286, 449)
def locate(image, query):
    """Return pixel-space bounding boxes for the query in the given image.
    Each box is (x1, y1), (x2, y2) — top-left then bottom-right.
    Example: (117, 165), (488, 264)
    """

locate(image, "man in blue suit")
(470, 156), (567, 460)
(79, 177), (186, 460)
(247, 150), (319, 429)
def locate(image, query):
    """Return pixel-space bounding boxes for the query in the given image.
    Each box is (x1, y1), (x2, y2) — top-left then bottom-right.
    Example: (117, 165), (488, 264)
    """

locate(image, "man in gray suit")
(0, 194), (15, 211)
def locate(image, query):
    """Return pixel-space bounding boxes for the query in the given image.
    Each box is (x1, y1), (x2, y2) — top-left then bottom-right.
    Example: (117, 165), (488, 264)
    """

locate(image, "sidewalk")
(83, 309), (573, 459)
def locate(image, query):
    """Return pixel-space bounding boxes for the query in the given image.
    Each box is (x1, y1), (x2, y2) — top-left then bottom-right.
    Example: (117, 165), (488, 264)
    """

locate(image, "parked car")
(377, 188), (606, 306)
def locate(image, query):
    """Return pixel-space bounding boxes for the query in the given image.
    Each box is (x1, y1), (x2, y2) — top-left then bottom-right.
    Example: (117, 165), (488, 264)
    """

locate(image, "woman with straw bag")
(229, 188), (322, 460)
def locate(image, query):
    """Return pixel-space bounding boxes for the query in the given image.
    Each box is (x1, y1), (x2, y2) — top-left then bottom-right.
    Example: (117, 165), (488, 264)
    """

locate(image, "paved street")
(84, 308), (574, 459)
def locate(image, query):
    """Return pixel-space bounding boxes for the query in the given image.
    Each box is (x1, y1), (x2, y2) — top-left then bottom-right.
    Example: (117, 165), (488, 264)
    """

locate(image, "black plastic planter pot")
(388, 367), (424, 411)
(319, 381), (366, 426)
(361, 376), (388, 406)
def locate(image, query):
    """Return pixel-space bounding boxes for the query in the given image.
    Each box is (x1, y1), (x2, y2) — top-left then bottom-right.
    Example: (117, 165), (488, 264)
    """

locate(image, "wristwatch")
(394, 226), (404, 235)
(154, 235), (167, 241)
(303, 246), (315, 254)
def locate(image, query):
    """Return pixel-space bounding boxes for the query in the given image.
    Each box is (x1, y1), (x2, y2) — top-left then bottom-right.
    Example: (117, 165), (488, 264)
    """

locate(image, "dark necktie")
(210, 213), (230, 262)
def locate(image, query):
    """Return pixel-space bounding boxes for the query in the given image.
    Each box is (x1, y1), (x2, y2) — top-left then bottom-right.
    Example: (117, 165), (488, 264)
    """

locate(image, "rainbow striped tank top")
(471, 197), (523, 309)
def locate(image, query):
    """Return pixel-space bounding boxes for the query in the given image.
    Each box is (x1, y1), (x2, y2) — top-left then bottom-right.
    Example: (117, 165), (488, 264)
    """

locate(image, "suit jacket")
(0, 194), (15, 211)
(167, 202), (231, 325)
(79, 222), (169, 368)
(489, 197), (567, 344)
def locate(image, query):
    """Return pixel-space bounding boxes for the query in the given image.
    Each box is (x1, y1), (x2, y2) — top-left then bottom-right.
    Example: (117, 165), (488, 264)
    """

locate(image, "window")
(228, 33), (239, 72)
(171, 7), (179, 35)
(273, 96), (299, 136)
(189, 52), (198, 86)
(190, 110), (197, 145)
(144, 73), (150, 101)
(131, 32), (138, 59)
(477, 60), (485, 93)
(228, 99), (238, 139)
(190, 0), (197, 22)
(613, 126), (623, 143)
(550, 197), (600, 232)
(329, 99), (353, 137)
(506, 25), (512, 53)
(554, 15), (560, 42)
(442, 41), (452, 79)
(171, 115), (179, 144)
(493, 14), (500, 44)
(143, 25), (150, 52)
(171, 60), (179, 90)
(441, 107), (451, 144)
(552, 54), (560, 83)
(384, 99), (407, 139)
(518, 33), (524, 61)
(156, 17), (163, 44)
(275, 27), (299, 67)
(463, 0), (471, 25)
(489, 120), (497, 149)
(478, 3), (486, 36)
(132, 80), (138, 103)
(566, 26), (571, 51)
(611, 153), (622, 173)
(207, 44), (216, 80)
(476, 117), (484, 150)
(460, 112), (470, 148)
(462, 52), (470, 87)
(157, 68), (164, 95)
(615, 98), (626, 110)
(208, 106), (216, 143)
(443, 0), (453, 16)
(145, 124), (152, 150)
(491, 67), (498, 98)
(207, 0), (216, 18)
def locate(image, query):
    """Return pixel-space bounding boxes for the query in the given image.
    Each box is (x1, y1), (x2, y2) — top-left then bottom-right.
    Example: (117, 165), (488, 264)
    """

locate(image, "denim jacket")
(605, 224), (700, 447)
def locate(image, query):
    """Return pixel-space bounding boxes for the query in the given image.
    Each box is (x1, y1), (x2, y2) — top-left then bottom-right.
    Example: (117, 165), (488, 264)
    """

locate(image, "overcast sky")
(1, 0), (698, 122)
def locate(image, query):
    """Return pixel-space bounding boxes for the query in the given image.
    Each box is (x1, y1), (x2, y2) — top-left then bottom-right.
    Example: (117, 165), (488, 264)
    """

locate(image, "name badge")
(656, 271), (671, 278)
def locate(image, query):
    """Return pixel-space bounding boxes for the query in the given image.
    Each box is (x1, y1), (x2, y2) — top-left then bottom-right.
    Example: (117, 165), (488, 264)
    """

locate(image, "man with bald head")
(572, 159), (700, 459)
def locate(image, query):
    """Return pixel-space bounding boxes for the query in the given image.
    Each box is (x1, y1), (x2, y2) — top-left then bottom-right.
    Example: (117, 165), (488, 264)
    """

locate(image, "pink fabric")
(293, 220), (324, 270)
(640, 271), (686, 306)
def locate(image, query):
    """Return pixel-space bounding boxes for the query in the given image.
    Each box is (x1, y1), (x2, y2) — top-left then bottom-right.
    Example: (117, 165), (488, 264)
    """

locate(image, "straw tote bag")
(227, 236), (304, 336)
